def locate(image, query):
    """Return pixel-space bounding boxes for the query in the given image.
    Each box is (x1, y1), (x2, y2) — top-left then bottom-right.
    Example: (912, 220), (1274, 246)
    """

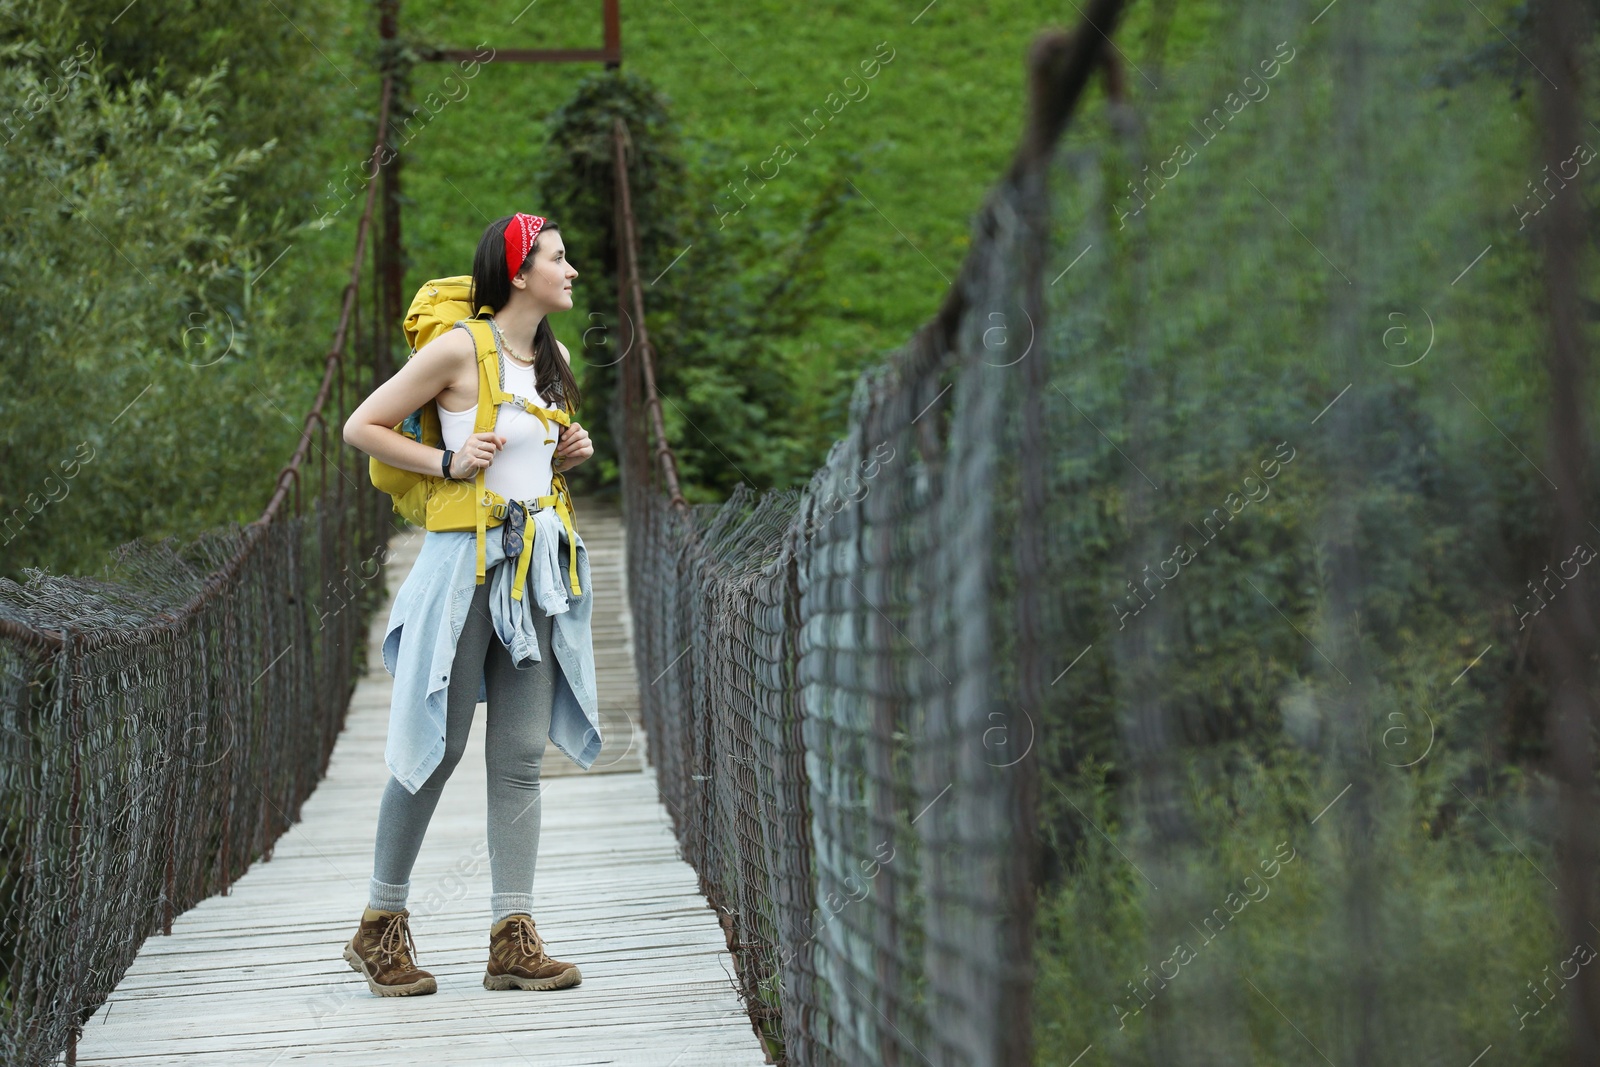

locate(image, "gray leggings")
(368, 568), (556, 925)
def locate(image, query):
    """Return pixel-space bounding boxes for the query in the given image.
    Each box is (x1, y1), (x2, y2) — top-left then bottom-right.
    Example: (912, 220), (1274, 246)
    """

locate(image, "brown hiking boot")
(483, 913), (582, 990)
(343, 906), (437, 996)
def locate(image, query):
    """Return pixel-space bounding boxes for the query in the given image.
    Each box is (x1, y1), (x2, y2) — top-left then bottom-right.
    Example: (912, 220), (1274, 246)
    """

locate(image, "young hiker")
(340, 212), (600, 996)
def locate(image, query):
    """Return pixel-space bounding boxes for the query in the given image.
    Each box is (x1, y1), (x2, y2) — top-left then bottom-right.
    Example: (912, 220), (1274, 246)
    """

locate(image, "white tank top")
(437, 352), (557, 503)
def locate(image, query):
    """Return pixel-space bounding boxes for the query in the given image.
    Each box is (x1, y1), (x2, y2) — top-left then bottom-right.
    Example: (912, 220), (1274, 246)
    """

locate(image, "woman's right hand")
(449, 431), (507, 478)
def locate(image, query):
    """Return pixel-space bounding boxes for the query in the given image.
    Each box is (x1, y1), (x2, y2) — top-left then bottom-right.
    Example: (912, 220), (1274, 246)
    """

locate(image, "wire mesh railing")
(610, 10), (1127, 1063)
(1024, 0), (1598, 1062)
(0, 77), (400, 1067)
(615, 0), (1600, 1063)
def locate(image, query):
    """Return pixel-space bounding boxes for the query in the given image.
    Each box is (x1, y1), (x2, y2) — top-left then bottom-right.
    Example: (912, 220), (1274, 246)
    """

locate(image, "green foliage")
(532, 68), (855, 500)
(386, 2), (1086, 504)
(1035, 752), (1564, 1064)
(28, 0), (364, 227)
(0, 0), (371, 581)
(1023, 0), (1597, 1061)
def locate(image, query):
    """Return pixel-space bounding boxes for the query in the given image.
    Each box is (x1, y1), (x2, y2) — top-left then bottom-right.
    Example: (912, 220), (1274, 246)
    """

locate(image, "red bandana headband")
(504, 212), (546, 280)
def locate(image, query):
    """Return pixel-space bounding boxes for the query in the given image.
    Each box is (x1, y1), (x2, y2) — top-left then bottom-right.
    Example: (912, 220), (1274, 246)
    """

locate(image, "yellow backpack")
(368, 275), (581, 600)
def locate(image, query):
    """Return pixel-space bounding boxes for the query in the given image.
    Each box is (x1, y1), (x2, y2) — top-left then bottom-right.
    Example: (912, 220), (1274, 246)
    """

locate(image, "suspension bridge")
(0, 1), (1098, 1059)
(66, 507), (767, 1065)
(11, 0), (1593, 1062)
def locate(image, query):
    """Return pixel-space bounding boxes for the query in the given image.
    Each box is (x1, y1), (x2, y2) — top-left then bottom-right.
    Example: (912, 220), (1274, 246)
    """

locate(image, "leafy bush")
(0, 0), (369, 580)
(535, 69), (858, 501)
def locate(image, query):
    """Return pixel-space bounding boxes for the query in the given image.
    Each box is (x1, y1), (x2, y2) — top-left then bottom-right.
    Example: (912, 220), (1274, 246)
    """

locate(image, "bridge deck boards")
(71, 502), (769, 1067)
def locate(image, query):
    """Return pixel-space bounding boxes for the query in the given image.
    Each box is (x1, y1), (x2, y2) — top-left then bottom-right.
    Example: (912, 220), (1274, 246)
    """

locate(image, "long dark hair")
(468, 214), (583, 414)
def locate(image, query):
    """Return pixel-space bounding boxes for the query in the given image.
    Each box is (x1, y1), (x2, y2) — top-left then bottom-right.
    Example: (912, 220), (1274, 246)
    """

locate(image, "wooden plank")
(71, 504), (768, 1066)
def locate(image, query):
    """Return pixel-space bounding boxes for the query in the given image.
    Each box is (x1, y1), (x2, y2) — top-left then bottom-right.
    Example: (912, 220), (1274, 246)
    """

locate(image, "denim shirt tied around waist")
(381, 506), (602, 792)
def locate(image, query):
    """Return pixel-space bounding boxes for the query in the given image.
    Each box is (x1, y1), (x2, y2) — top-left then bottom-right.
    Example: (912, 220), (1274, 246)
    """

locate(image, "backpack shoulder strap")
(449, 316), (499, 587)
(454, 319), (513, 434)
(453, 317), (498, 369)
(457, 318), (576, 434)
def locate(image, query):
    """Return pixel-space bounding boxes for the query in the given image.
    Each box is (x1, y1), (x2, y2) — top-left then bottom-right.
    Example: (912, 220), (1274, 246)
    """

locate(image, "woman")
(339, 212), (597, 997)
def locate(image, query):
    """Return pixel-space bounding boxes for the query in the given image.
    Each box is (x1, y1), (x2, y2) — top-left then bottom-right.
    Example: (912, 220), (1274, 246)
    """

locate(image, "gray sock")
(368, 876), (409, 912)
(491, 894), (536, 925)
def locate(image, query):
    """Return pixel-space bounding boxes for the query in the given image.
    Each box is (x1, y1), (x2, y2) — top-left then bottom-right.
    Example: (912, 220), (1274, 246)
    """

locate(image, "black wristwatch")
(441, 448), (456, 480)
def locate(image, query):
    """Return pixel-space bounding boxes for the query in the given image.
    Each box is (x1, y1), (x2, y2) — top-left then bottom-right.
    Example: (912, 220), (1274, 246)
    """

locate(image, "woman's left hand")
(554, 422), (594, 472)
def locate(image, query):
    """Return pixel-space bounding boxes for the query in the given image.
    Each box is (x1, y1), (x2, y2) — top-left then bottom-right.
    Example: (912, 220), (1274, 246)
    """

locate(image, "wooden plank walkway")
(71, 501), (770, 1066)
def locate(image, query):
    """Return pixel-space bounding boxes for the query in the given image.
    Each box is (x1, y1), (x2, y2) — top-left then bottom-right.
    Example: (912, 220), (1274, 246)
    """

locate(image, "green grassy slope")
(386, 1), (1098, 465)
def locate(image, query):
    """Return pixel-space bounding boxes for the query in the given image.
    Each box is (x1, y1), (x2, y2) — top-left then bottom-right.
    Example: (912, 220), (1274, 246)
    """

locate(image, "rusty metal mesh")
(0, 80), (400, 1067)
(0, 505), (390, 1061)
(619, 239), (1032, 1067)
(615, 0), (1600, 1060)
(608, 16), (1110, 1062)
(621, 294), (1036, 1066)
